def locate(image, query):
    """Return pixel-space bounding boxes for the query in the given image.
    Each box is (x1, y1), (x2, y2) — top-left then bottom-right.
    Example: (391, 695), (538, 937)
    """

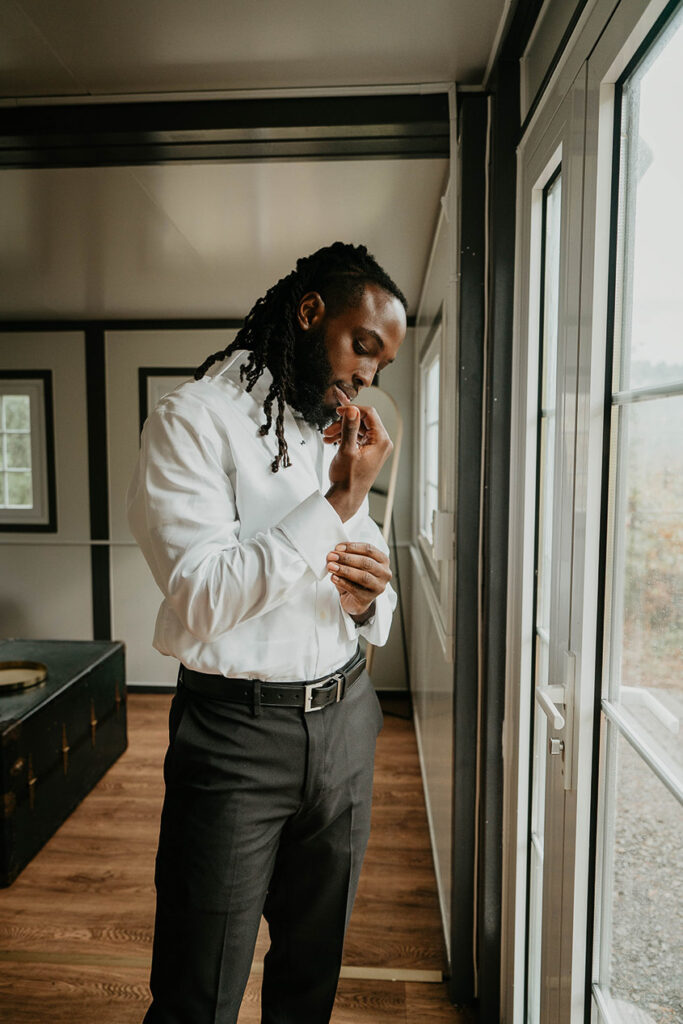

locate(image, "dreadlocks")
(194, 241), (407, 473)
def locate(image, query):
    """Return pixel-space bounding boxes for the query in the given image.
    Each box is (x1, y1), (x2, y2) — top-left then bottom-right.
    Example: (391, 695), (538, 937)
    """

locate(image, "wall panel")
(0, 331), (92, 641)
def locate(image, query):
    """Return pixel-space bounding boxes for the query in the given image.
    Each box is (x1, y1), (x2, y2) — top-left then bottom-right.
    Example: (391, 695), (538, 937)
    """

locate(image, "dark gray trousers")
(142, 664), (384, 1024)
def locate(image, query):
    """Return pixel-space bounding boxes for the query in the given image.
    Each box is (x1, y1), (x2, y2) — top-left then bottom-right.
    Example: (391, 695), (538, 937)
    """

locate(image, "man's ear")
(297, 291), (326, 332)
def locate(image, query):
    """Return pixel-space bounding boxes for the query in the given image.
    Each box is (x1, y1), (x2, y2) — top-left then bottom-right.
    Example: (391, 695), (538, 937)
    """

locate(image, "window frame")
(0, 370), (56, 532)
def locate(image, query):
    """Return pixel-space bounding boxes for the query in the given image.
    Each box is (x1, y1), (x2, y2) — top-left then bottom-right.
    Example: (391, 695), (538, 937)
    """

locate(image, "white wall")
(0, 332), (93, 641)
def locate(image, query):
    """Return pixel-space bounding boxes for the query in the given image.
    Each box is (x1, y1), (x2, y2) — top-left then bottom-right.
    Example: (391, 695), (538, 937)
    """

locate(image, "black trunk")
(0, 639), (127, 886)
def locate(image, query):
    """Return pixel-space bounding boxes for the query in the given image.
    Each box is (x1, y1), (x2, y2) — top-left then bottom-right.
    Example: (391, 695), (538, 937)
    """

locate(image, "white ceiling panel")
(1, 0), (505, 98)
(0, 159), (447, 317)
(0, 0), (84, 97)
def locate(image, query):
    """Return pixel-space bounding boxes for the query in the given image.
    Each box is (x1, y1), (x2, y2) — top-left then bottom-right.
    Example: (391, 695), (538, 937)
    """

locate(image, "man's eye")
(353, 341), (367, 355)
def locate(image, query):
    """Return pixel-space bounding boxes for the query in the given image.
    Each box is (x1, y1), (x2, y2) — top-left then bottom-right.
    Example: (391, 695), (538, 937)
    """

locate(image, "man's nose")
(354, 365), (378, 390)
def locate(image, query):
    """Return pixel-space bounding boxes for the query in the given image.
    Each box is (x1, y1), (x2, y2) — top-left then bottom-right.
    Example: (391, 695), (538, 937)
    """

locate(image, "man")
(127, 241), (407, 1023)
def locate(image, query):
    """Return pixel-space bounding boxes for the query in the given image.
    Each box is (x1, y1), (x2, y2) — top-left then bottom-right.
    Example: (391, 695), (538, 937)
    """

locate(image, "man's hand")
(325, 541), (392, 618)
(324, 406), (393, 523)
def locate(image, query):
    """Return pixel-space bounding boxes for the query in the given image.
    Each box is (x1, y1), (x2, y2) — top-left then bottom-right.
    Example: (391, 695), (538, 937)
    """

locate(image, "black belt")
(178, 645), (366, 713)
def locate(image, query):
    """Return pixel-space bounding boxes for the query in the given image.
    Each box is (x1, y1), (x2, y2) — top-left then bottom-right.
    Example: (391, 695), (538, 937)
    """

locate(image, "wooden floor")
(0, 691), (472, 1023)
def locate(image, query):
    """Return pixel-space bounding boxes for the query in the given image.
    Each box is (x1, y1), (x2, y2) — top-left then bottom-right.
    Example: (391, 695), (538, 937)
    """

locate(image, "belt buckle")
(304, 672), (344, 713)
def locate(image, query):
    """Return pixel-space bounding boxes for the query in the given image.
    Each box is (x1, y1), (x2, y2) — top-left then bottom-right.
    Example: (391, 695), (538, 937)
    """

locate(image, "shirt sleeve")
(339, 492), (398, 647)
(126, 401), (350, 643)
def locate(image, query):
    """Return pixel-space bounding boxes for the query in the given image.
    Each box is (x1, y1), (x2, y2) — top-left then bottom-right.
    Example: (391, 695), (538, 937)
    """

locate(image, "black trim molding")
(0, 93), (450, 169)
(138, 367), (196, 434)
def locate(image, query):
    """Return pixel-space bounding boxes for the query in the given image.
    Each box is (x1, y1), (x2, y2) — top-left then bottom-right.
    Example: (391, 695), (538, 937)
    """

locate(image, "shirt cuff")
(341, 582), (397, 646)
(276, 490), (349, 580)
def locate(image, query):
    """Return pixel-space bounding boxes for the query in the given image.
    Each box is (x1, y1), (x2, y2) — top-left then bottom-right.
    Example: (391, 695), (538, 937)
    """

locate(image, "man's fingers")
(349, 405), (386, 437)
(331, 541), (385, 559)
(330, 570), (377, 594)
(326, 541), (392, 592)
(327, 558), (390, 585)
(339, 406), (360, 453)
(329, 565), (388, 591)
(323, 421), (342, 443)
(327, 550), (391, 575)
(324, 405), (381, 448)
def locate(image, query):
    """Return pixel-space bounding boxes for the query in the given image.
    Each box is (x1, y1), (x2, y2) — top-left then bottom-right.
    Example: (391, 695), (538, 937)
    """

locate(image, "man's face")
(288, 283), (407, 430)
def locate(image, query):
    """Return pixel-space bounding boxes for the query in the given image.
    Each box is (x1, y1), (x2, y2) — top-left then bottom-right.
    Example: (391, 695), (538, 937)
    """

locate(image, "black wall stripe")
(449, 92), (488, 1008)
(84, 328), (111, 641)
(89, 546), (111, 643)
(0, 315), (415, 331)
(0, 318), (244, 332)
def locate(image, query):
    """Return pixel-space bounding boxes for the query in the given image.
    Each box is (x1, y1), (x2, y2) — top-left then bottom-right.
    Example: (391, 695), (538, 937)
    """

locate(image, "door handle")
(535, 685), (566, 730)
(537, 652), (576, 791)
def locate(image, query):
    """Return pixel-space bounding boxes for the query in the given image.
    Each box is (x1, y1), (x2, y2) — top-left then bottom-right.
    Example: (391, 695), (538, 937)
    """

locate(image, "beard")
(285, 324), (338, 431)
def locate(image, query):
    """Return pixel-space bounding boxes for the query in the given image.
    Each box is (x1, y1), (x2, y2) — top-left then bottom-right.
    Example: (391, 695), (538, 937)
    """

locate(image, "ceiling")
(1, 0), (506, 98)
(0, 159), (448, 318)
(0, 0), (506, 320)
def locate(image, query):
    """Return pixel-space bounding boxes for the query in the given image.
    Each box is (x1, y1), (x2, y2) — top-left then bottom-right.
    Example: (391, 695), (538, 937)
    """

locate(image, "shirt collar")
(208, 349), (309, 421)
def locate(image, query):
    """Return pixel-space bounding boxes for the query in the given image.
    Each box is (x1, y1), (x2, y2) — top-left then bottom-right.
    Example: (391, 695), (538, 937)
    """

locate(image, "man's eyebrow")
(360, 329), (395, 364)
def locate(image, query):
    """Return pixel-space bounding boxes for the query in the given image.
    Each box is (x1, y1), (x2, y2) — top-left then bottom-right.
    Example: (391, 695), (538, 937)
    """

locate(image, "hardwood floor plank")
(0, 961), (151, 1024)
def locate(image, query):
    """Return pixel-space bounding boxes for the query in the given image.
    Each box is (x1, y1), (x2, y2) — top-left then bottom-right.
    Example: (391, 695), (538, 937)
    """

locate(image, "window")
(417, 309), (444, 577)
(0, 373), (55, 530)
(413, 292), (455, 659)
(421, 342), (440, 544)
(593, 8), (683, 1021)
(1, 394), (32, 508)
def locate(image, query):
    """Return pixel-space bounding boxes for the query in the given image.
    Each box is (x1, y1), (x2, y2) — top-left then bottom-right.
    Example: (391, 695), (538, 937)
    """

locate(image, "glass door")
(505, 4), (681, 1022)
(512, 71), (590, 1024)
(591, 7), (683, 1021)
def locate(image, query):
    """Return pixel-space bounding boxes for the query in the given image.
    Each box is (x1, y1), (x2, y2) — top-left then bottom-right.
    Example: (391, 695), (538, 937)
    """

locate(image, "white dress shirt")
(126, 349), (397, 682)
